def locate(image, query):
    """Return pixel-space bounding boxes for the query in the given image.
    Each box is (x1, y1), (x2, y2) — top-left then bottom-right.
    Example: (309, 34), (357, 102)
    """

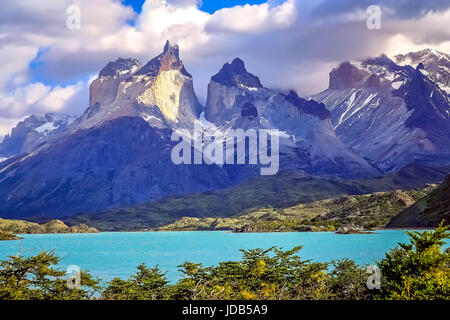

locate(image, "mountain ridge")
(314, 51), (450, 172)
(0, 44), (448, 222)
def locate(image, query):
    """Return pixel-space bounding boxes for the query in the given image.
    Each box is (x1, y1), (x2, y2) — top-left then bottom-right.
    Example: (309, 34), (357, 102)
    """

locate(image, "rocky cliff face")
(205, 58), (263, 123)
(314, 52), (450, 172)
(73, 40), (201, 133)
(0, 113), (75, 159)
(0, 42), (227, 217)
(395, 49), (450, 95)
(205, 58), (378, 181)
(0, 116), (230, 217)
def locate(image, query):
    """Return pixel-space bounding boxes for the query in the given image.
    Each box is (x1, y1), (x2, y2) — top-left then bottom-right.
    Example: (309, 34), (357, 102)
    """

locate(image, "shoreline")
(6, 227), (435, 237)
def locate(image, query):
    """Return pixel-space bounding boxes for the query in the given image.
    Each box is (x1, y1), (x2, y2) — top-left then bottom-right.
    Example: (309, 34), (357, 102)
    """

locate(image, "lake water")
(0, 230), (444, 283)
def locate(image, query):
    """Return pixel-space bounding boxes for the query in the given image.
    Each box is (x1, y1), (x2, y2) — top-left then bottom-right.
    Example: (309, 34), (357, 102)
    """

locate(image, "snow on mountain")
(314, 53), (450, 171)
(0, 156), (12, 164)
(0, 113), (76, 157)
(1, 43), (448, 219)
(68, 40), (202, 135)
(395, 49), (450, 94)
(205, 58), (378, 180)
(0, 42), (226, 218)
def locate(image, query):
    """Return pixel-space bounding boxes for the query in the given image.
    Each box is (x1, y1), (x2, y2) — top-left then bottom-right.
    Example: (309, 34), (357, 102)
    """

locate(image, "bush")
(1, 224), (448, 300)
(0, 251), (100, 300)
(377, 222), (450, 300)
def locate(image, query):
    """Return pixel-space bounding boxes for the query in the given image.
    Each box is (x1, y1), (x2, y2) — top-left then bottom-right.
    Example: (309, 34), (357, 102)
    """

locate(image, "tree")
(377, 222), (450, 300)
(102, 263), (169, 300)
(169, 246), (330, 300)
(328, 259), (374, 300)
(0, 251), (100, 300)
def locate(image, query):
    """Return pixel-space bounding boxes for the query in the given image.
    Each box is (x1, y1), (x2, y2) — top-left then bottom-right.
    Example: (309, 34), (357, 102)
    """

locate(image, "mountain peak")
(137, 40), (190, 77)
(211, 58), (262, 89)
(329, 61), (370, 90)
(230, 58), (246, 72)
(396, 48), (449, 63)
(0, 113), (75, 157)
(163, 40), (180, 58)
(99, 58), (141, 77)
(363, 54), (402, 72)
(285, 90), (330, 120)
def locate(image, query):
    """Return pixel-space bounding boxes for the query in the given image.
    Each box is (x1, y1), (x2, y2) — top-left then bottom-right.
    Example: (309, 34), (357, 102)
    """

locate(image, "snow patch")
(35, 122), (58, 134)
(391, 81), (403, 90)
(0, 156), (12, 163)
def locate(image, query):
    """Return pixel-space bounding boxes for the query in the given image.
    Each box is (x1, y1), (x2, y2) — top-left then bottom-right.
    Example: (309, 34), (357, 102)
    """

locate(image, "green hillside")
(157, 187), (435, 232)
(0, 218), (99, 236)
(388, 175), (450, 228)
(65, 165), (448, 231)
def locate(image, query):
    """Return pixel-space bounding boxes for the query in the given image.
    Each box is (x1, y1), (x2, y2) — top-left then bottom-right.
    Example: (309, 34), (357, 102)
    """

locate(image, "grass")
(388, 175), (450, 227)
(64, 165), (450, 231)
(156, 187), (436, 232)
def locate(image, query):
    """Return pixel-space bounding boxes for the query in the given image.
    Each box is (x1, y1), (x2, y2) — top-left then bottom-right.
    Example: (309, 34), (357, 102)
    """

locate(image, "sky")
(0, 0), (449, 139)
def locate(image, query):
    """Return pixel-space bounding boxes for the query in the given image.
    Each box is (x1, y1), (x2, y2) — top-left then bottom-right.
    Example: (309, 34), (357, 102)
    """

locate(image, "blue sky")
(122, 0), (268, 14)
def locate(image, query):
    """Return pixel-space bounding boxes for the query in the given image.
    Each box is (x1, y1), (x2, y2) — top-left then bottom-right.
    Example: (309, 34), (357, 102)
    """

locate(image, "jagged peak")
(99, 58), (141, 78)
(396, 48), (449, 60)
(284, 90), (330, 120)
(394, 48), (450, 72)
(211, 57), (262, 89)
(363, 54), (400, 69)
(163, 40), (180, 57)
(230, 58), (246, 73)
(136, 40), (191, 78)
(329, 61), (370, 90)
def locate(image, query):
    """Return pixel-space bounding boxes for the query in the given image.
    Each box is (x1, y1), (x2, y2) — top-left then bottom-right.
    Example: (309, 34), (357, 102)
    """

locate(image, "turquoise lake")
(0, 230), (445, 283)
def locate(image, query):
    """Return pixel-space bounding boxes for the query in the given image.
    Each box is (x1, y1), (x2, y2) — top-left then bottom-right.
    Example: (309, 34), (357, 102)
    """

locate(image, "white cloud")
(0, 45), (38, 90)
(206, 0), (296, 33)
(0, 80), (89, 138)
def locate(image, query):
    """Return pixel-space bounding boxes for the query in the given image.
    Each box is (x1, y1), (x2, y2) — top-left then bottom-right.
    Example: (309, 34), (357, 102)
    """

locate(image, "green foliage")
(378, 222), (450, 300)
(167, 246), (332, 300)
(0, 251), (100, 300)
(158, 187), (436, 232)
(65, 166), (446, 231)
(388, 175), (450, 228)
(0, 231), (21, 241)
(102, 264), (169, 300)
(328, 259), (373, 300)
(1, 224), (448, 300)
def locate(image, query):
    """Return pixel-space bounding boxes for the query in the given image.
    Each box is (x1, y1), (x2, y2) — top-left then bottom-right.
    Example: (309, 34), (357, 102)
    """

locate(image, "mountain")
(387, 174), (450, 228)
(205, 58), (378, 180)
(69, 40), (201, 133)
(0, 42), (229, 218)
(395, 48), (450, 95)
(0, 43), (448, 221)
(313, 53), (450, 172)
(0, 113), (75, 160)
(64, 165), (450, 231)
